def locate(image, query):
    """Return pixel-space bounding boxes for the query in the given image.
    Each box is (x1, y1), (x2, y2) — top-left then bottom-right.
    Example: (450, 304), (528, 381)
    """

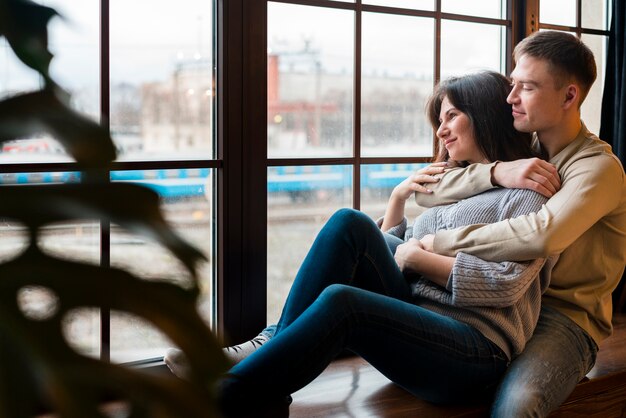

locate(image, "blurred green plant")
(0, 0), (228, 416)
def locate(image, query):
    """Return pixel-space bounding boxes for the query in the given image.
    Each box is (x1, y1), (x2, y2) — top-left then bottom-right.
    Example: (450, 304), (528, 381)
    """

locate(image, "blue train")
(0, 164), (426, 199)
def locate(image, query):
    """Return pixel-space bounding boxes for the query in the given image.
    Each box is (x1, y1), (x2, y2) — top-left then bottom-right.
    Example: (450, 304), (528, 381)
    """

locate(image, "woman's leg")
(220, 285), (508, 416)
(167, 208), (408, 376)
(276, 208), (412, 333)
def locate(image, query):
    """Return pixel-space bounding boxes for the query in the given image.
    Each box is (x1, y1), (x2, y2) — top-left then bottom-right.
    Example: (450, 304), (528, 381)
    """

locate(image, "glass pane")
(361, 13), (434, 157)
(0, 1), (98, 164)
(268, 3), (354, 158)
(360, 163), (428, 221)
(63, 308), (101, 359)
(363, 0), (434, 10)
(581, 34), (608, 137)
(442, 0), (506, 19)
(110, 168), (213, 362)
(111, 0), (214, 161)
(540, 0), (576, 26)
(0, 39), (39, 94)
(582, 0), (611, 30)
(441, 20), (506, 79)
(0, 173), (99, 357)
(267, 165), (352, 323)
(0, 220), (27, 263)
(39, 221), (100, 265)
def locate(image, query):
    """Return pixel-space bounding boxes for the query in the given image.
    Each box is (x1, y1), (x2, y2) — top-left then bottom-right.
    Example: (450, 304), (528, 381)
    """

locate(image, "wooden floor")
(290, 314), (626, 418)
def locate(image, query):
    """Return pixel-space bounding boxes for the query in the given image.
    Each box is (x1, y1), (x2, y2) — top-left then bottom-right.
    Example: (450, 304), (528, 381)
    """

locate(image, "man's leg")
(490, 305), (598, 418)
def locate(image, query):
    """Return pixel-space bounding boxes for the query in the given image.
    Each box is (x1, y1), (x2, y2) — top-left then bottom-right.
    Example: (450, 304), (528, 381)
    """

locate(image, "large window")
(266, 0), (511, 323)
(0, 0), (217, 363)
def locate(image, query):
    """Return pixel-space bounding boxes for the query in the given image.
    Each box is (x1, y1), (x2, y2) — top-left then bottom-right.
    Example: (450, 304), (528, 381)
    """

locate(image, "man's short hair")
(514, 31), (597, 105)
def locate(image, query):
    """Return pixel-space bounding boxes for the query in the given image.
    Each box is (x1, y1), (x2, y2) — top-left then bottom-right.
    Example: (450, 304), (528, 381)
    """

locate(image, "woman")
(169, 71), (551, 417)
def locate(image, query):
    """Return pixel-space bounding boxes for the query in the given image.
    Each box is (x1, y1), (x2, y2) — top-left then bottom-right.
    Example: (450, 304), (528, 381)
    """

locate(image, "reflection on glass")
(0, 0), (97, 164)
(441, 20), (505, 79)
(582, 0), (611, 31)
(442, 0), (505, 19)
(363, 0), (433, 10)
(362, 13), (434, 157)
(540, 0), (576, 26)
(111, 0), (214, 160)
(581, 34), (607, 136)
(268, 3), (354, 158)
(267, 165), (352, 323)
(110, 168), (213, 362)
(360, 163), (428, 222)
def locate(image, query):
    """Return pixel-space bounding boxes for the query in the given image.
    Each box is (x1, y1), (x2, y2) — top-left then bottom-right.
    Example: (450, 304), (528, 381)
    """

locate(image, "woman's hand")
(390, 162), (448, 201)
(382, 162), (449, 232)
(394, 238), (427, 273)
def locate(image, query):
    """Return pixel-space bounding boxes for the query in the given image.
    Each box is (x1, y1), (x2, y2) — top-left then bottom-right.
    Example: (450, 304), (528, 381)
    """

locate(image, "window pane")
(0, 220), (27, 263)
(1, 1), (98, 164)
(441, 20), (505, 79)
(582, 0), (611, 30)
(581, 34), (608, 136)
(110, 168), (213, 362)
(540, 0), (576, 26)
(360, 163), (427, 221)
(111, 0), (214, 160)
(0, 39), (39, 94)
(363, 0), (434, 10)
(361, 13), (434, 157)
(268, 3), (354, 158)
(442, 0), (506, 19)
(267, 165), (352, 323)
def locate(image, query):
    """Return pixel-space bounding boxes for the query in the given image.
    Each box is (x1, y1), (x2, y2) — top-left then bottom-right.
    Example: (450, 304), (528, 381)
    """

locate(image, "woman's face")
(437, 96), (487, 164)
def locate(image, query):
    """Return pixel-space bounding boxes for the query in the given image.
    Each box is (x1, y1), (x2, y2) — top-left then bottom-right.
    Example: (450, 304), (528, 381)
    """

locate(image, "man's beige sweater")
(415, 123), (626, 345)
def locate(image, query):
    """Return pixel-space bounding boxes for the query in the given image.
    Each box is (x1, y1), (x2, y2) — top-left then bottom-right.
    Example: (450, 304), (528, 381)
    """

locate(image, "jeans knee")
(328, 208), (377, 237)
(319, 284), (356, 307)
(331, 208), (367, 224)
(491, 383), (544, 418)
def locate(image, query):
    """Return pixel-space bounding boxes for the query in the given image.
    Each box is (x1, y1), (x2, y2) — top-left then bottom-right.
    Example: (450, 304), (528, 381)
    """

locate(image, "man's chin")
(514, 120), (532, 133)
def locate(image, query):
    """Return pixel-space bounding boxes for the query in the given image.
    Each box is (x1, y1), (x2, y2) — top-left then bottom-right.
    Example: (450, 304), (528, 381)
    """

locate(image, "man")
(411, 30), (626, 416)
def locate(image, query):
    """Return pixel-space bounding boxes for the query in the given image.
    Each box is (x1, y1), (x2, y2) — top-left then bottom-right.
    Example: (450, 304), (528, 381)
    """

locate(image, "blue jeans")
(224, 209), (508, 406)
(491, 305), (598, 417)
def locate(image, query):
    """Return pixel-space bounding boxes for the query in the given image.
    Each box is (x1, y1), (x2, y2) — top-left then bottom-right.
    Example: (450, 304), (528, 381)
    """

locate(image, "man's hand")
(491, 158), (560, 197)
(419, 234), (435, 252)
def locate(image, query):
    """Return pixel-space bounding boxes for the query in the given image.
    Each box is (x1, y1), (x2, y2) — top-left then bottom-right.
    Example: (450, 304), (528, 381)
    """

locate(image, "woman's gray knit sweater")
(384, 188), (554, 359)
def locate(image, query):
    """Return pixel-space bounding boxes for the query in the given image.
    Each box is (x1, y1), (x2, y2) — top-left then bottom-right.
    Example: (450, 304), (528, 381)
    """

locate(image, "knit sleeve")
(447, 253), (547, 308)
(376, 216), (408, 240)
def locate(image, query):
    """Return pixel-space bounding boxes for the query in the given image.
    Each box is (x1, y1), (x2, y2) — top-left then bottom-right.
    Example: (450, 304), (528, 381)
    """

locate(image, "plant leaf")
(0, 89), (116, 166)
(0, 0), (58, 80)
(0, 250), (228, 417)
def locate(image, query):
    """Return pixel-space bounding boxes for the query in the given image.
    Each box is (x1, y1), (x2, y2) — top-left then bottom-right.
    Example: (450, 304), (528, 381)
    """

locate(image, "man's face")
(507, 55), (569, 134)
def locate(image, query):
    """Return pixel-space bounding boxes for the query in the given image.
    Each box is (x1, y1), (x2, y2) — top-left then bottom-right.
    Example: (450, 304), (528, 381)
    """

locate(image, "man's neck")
(537, 117), (582, 159)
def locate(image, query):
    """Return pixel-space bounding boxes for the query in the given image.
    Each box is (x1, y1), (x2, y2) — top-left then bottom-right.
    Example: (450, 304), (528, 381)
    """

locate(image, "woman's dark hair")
(426, 71), (536, 165)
